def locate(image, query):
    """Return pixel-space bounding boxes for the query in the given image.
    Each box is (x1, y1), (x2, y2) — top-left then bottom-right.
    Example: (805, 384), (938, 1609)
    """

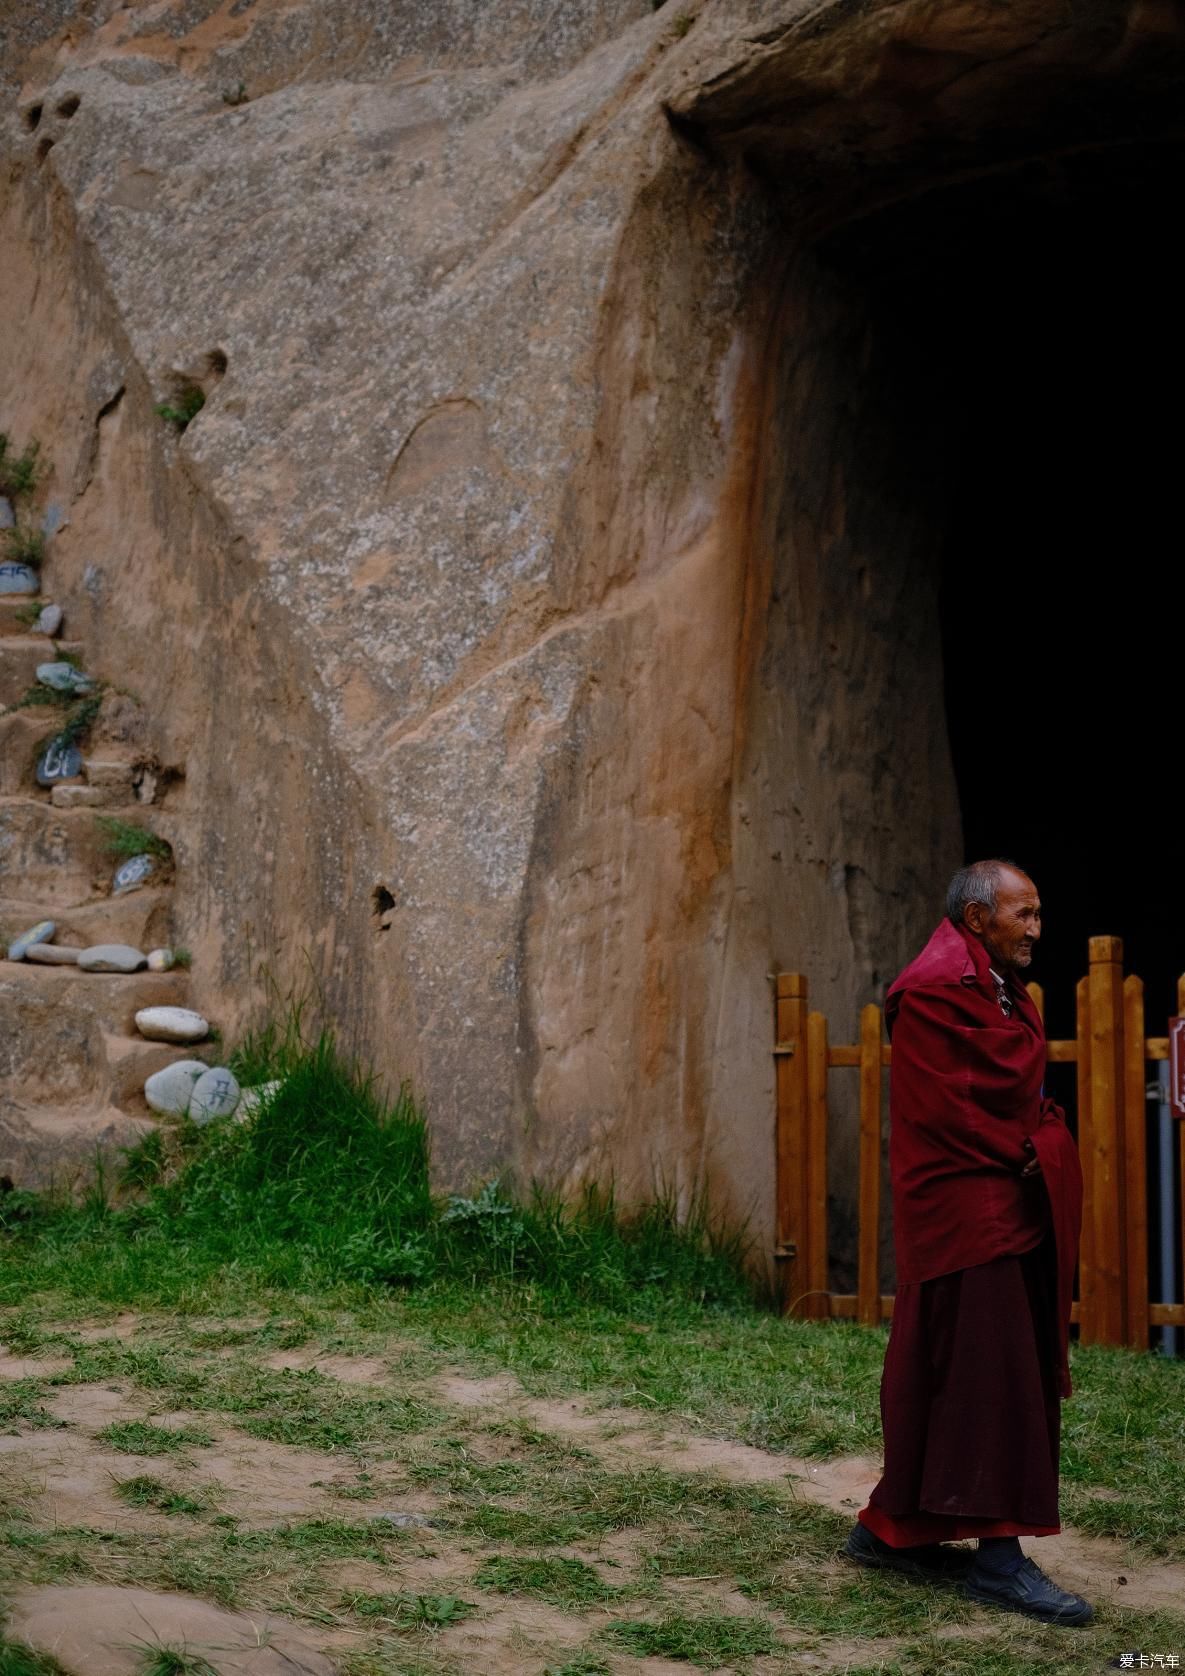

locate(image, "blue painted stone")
(36, 662), (96, 695)
(36, 736), (83, 787)
(7, 920), (56, 962)
(190, 1067), (241, 1125)
(0, 497), (14, 530)
(0, 561), (37, 594)
(41, 502), (67, 538)
(36, 604), (63, 637)
(113, 853), (155, 895)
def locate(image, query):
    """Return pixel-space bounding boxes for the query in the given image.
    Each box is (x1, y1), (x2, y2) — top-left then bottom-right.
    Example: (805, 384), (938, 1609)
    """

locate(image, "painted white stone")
(24, 944), (81, 965)
(135, 1006), (210, 1044)
(189, 1066), (241, 1124)
(113, 854), (155, 895)
(144, 1059), (209, 1117)
(37, 661), (96, 695)
(35, 604), (62, 636)
(7, 921), (56, 961)
(146, 948), (175, 973)
(0, 561), (37, 594)
(78, 944), (148, 973)
(235, 1080), (282, 1120)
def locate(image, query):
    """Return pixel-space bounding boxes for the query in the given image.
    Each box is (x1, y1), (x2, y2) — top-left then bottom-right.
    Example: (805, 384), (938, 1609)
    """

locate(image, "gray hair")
(946, 859), (1024, 926)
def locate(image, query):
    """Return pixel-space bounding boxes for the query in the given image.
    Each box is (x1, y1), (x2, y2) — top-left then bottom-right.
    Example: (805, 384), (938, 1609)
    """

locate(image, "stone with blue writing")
(36, 736), (83, 787)
(189, 1066), (241, 1125)
(0, 561), (38, 594)
(113, 853), (155, 895)
(6, 920), (56, 962)
(0, 497), (13, 530)
(37, 662), (96, 696)
(35, 604), (62, 636)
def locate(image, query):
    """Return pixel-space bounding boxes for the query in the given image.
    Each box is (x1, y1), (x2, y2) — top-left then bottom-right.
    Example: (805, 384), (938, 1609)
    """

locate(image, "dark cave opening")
(820, 135), (1185, 1324)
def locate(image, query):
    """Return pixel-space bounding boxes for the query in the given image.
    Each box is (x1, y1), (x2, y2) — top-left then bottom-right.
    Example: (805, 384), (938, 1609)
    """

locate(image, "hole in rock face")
(23, 104), (42, 131)
(56, 94), (81, 118)
(35, 136), (55, 161)
(205, 348), (228, 379)
(371, 884), (396, 918)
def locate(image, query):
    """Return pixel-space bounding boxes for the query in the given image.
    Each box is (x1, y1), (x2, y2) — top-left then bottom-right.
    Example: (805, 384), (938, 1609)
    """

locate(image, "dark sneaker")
(844, 1520), (974, 1581)
(965, 1555), (1093, 1625)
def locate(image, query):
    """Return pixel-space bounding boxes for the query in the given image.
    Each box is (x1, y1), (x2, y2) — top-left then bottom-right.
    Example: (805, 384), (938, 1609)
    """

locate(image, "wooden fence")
(773, 936), (1185, 1348)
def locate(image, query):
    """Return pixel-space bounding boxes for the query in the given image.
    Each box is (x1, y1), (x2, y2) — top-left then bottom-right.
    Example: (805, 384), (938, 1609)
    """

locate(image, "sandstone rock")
(36, 661), (95, 695)
(189, 1066), (240, 1124)
(135, 1006), (209, 1044)
(35, 603), (62, 636)
(0, 562), (37, 595)
(84, 758), (134, 791)
(144, 1058), (208, 1116)
(7, 920), (55, 961)
(51, 783), (106, 809)
(78, 944), (148, 973)
(112, 855), (155, 894)
(24, 943), (81, 965)
(146, 947), (175, 972)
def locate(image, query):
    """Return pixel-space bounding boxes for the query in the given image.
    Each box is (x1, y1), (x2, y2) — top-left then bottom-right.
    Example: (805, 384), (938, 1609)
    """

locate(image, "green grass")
(473, 1554), (621, 1607)
(0, 1635), (65, 1676)
(0, 434), (43, 502)
(98, 1421), (214, 1456)
(95, 817), (172, 864)
(155, 388), (205, 431)
(3, 526), (46, 570)
(114, 1475), (210, 1516)
(344, 1592), (475, 1628)
(135, 1650), (217, 1676)
(603, 1610), (780, 1665)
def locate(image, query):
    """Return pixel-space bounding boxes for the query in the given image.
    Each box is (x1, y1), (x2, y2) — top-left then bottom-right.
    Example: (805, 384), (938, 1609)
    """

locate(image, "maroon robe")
(858, 920), (1083, 1547)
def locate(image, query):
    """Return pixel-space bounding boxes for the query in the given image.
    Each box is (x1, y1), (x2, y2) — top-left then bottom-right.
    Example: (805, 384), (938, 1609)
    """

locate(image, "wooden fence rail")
(774, 936), (1185, 1348)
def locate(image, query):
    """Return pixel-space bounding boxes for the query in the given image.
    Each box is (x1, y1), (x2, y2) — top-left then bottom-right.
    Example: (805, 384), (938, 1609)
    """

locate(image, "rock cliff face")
(3, 0), (1182, 1272)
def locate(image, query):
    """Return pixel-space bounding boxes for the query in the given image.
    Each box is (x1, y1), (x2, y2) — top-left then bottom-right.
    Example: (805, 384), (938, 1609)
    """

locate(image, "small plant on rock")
(171, 947), (193, 969)
(155, 387), (205, 432)
(0, 434), (43, 501)
(3, 525), (45, 569)
(13, 601), (43, 629)
(221, 81), (248, 106)
(95, 816), (173, 864)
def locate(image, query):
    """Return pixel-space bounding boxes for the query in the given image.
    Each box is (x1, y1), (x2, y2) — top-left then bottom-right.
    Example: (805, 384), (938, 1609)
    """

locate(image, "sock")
(976, 1536), (1024, 1574)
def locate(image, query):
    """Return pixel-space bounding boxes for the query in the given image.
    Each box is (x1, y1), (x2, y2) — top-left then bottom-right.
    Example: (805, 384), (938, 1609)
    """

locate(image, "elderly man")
(844, 860), (1089, 1624)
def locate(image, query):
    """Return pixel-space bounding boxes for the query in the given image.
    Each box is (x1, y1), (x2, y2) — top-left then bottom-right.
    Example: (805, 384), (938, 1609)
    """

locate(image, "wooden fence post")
(1076, 975), (1094, 1342)
(857, 1003), (883, 1327)
(775, 974), (808, 1313)
(1085, 936), (1126, 1346)
(1123, 974), (1149, 1349)
(804, 1011), (830, 1320)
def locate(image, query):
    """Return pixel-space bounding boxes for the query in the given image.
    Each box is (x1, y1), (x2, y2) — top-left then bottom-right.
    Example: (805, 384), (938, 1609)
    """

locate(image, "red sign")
(1170, 1018), (1185, 1119)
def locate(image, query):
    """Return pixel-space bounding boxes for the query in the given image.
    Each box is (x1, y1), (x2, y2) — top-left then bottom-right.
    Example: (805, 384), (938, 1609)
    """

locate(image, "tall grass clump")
(0, 992), (757, 1313)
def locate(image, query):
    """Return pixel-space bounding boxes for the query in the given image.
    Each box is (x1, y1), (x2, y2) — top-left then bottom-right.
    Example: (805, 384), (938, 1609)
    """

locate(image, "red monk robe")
(858, 918), (1084, 1548)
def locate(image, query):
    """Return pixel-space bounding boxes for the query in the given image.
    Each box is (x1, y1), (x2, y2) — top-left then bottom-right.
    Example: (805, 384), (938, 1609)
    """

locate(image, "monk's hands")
(1021, 1137), (1042, 1178)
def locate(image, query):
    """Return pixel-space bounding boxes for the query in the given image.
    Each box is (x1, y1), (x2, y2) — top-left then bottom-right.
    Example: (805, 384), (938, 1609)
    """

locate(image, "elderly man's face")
(966, 869), (1042, 974)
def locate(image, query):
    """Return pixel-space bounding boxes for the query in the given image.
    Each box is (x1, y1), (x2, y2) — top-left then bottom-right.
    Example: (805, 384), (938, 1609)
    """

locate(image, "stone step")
(0, 963), (195, 1114)
(0, 887), (175, 952)
(0, 597), (45, 635)
(0, 638), (87, 707)
(0, 1099), (156, 1191)
(0, 797), (170, 899)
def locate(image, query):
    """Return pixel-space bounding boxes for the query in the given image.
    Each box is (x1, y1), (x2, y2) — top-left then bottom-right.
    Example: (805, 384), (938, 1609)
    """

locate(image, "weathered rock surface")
(134, 1005), (209, 1044)
(78, 943), (147, 973)
(4, 0), (1179, 1252)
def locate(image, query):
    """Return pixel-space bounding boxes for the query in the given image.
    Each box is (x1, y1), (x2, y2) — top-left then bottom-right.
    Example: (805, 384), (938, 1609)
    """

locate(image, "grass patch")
(155, 387), (205, 431)
(603, 1610), (779, 1666)
(95, 817), (172, 864)
(0, 1634), (66, 1676)
(474, 1554), (620, 1608)
(345, 1592), (475, 1629)
(114, 1474), (209, 1516)
(0, 435), (43, 502)
(136, 1651), (217, 1676)
(99, 1421), (214, 1456)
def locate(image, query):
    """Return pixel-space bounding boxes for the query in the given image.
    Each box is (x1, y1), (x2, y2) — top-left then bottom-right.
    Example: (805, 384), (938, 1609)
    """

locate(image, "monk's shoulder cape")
(885, 919), (1083, 1397)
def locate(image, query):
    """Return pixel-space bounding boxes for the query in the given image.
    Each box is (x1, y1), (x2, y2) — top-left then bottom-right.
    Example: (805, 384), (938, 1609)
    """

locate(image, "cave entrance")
(814, 135), (1185, 1311)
